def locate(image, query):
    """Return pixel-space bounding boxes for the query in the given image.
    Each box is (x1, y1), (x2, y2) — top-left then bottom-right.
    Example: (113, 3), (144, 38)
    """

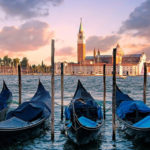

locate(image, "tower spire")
(77, 18), (85, 64)
(79, 18), (83, 33)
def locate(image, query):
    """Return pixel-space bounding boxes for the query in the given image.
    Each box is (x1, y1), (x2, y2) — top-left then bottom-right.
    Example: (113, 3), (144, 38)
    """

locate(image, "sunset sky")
(0, 0), (149, 65)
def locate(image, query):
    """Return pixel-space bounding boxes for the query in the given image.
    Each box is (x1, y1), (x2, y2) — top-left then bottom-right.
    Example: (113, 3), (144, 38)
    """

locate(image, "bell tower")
(116, 44), (124, 64)
(77, 18), (86, 64)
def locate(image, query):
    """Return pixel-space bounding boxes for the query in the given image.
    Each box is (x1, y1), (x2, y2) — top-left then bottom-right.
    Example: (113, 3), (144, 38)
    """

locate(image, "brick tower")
(77, 18), (86, 64)
(116, 44), (124, 64)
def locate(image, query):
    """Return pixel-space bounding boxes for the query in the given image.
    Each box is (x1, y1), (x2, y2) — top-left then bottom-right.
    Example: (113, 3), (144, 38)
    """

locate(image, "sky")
(0, 0), (149, 65)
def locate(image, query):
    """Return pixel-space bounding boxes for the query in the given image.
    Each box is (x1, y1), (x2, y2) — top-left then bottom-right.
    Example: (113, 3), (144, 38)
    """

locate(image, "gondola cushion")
(133, 116), (150, 128)
(78, 116), (98, 128)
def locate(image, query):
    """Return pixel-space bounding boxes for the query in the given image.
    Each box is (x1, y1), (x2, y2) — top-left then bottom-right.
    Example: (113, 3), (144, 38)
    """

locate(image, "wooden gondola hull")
(65, 80), (104, 145)
(117, 117), (150, 143)
(0, 118), (50, 146)
(66, 123), (103, 145)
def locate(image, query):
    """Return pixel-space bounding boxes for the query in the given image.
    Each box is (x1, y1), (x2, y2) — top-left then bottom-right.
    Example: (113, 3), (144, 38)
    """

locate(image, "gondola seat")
(133, 116), (150, 128)
(78, 116), (98, 128)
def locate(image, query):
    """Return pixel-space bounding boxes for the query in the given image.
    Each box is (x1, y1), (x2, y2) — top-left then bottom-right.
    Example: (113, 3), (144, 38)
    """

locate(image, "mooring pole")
(112, 48), (116, 141)
(143, 62), (147, 104)
(103, 64), (106, 120)
(18, 64), (22, 105)
(61, 63), (64, 121)
(51, 39), (55, 140)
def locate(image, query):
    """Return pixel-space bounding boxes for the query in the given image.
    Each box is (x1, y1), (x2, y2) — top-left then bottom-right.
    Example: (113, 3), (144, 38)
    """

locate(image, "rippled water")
(1, 75), (150, 150)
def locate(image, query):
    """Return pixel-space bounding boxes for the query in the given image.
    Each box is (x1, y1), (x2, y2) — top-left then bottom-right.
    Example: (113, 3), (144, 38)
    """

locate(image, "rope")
(70, 99), (104, 131)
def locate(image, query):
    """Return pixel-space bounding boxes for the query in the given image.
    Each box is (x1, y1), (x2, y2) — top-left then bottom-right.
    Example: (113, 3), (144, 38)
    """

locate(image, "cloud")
(44, 46), (76, 63)
(86, 35), (120, 52)
(119, 0), (150, 40)
(138, 46), (150, 60)
(0, 0), (63, 19)
(55, 46), (75, 56)
(0, 20), (53, 52)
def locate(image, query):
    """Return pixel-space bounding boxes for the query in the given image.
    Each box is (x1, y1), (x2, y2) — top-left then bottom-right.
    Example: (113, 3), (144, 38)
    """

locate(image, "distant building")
(55, 19), (146, 76)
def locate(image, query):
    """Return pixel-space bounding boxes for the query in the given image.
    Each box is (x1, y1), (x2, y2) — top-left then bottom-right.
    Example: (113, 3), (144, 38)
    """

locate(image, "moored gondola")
(116, 85), (150, 143)
(65, 80), (104, 145)
(0, 81), (12, 121)
(0, 80), (51, 146)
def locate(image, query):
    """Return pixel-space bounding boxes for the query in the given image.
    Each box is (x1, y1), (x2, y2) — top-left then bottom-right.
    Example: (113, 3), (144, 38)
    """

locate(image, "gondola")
(116, 85), (150, 143)
(0, 81), (12, 121)
(0, 80), (51, 145)
(65, 80), (103, 145)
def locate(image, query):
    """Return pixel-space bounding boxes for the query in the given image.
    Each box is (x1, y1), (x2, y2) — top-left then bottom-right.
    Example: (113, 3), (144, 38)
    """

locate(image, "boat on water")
(65, 80), (104, 145)
(0, 81), (12, 121)
(116, 85), (150, 143)
(117, 75), (127, 79)
(0, 80), (51, 145)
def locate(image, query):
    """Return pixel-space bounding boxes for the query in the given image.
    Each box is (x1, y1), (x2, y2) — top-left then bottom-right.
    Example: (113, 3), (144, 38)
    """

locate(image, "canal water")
(1, 75), (150, 150)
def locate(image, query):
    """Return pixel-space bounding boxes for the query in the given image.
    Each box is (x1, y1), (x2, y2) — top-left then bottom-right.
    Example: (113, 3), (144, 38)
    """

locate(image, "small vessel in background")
(116, 85), (150, 143)
(117, 75), (127, 79)
(0, 80), (51, 145)
(0, 81), (12, 121)
(65, 80), (103, 145)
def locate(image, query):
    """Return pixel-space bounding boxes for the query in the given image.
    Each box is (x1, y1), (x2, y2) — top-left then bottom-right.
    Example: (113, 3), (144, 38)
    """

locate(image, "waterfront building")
(55, 20), (146, 76)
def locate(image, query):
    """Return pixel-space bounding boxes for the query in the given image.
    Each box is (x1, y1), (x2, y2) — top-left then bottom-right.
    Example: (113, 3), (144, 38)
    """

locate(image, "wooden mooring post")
(103, 64), (106, 120)
(18, 64), (22, 105)
(112, 48), (116, 141)
(143, 62), (147, 104)
(51, 39), (55, 140)
(61, 63), (64, 121)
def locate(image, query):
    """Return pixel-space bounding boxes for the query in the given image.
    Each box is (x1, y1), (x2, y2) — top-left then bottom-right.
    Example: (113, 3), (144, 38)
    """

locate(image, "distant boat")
(117, 75), (127, 79)
(116, 85), (150, 143)
(64, 80), (104, 145)
(94, 73), (103, 76)
(0, 81), (51, 145)
(0, 81), (12, 121)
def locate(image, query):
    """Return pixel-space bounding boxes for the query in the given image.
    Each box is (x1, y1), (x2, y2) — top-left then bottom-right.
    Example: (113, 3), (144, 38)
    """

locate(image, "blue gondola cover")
(6, 81), (51, 123)
(97, 106), (103, 119)
(65, 107), (71, 120)
(117, 101), (150, 119)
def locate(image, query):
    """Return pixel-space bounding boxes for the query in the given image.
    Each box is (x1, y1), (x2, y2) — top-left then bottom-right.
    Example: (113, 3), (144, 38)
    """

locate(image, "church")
(57, 19), (146, 76)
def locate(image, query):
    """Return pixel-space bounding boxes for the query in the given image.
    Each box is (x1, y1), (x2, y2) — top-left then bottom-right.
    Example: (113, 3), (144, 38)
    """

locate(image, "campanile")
(77, 18), (86, 64)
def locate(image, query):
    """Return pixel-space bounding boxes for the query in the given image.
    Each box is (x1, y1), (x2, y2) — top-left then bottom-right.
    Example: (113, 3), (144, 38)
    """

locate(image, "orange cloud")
(55, 46), (75, 56)
(0, 20), (53, 52)
(44, 46), (76, 63)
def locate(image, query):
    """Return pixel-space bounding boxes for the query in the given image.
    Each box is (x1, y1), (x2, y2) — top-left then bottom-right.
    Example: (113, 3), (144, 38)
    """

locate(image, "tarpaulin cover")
(72, 80), (100, 108)
(117, 100), (150, 119)
(68, 80), (103, 120)
(116, 85), (133, 107)
(0, 117), (28, 128)
(6, 81), (51, 123)
(133, 116), (150, 128)
(65, 107), (71, 120)
(78, 116), (98, 128)
(0, 81), (12, 110)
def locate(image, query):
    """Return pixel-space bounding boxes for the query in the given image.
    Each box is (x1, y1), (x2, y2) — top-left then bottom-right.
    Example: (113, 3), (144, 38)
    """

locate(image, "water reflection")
(63, 139), (102, 150)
